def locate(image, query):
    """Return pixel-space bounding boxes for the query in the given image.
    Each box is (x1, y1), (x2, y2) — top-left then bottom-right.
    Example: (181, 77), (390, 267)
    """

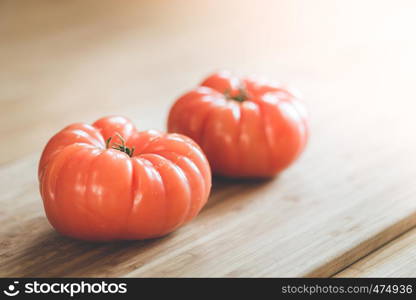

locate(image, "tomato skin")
(168, 71), (309, 178)
(38, 116), (211, 241)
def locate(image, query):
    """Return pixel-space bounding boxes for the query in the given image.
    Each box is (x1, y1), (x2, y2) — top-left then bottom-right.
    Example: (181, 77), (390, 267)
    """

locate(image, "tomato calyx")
(224, 86), (249, 102)
(105, 133), (135, 157)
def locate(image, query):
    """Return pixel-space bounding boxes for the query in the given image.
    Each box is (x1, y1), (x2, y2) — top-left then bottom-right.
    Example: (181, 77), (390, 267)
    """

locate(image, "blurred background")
(1, 0), (416, 277)
(1, 0), (415, 164)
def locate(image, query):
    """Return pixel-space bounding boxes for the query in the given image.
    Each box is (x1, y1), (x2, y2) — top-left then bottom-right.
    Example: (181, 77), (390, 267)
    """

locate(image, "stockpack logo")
(2, 280), (128, 297)
(3, 281), (20, 297)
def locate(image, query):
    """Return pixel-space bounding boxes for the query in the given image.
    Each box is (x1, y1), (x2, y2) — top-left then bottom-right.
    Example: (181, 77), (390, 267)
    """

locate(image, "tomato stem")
(105, 137), (112, 149)
(224, 85), (249, 102)
(106, 133), (135, 157)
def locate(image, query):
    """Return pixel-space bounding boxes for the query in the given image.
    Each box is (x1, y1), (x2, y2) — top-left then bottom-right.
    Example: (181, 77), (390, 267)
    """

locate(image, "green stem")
(106, 133), (135, 157)
(224, 85), (249, 102)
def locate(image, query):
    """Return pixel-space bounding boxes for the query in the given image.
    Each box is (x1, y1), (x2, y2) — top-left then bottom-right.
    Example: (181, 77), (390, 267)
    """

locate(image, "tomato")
(168, 71), (309, 178)
(38, 116), (211, 241)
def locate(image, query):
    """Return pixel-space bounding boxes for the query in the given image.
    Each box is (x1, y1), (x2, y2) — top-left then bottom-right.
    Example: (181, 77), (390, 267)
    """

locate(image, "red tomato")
(168, 71), (309, 178)
(38, 116), (211, 241)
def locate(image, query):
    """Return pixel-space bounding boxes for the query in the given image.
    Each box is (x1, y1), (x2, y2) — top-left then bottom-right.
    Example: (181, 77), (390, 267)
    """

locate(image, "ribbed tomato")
(38, 116), (211, 241)
(168, 71), (309, 178)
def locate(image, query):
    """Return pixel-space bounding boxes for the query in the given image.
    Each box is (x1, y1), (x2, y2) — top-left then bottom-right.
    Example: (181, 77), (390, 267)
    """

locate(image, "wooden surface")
(1, 0), (416, 277)
(336, 229), (416, 277)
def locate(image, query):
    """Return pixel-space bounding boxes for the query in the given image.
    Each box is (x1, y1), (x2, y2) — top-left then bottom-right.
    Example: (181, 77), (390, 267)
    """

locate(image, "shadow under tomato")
(212, 174), (276, 186)
(203, 175), (276, 210)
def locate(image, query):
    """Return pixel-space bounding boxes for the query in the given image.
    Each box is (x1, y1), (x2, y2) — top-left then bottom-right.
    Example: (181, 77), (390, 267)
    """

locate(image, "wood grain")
(335, 229), (416, 277)
(1, 0), (416, 277)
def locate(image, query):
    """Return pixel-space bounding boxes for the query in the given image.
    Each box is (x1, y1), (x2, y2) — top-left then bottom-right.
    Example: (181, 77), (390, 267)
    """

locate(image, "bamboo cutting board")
(336, 229), (416, 277)
(1, 0), (416, 277)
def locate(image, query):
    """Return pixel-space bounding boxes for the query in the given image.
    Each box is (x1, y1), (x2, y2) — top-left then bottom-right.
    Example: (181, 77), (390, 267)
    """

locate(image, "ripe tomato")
(38, 116), (211, 241)
(168, 71), (309, 178)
